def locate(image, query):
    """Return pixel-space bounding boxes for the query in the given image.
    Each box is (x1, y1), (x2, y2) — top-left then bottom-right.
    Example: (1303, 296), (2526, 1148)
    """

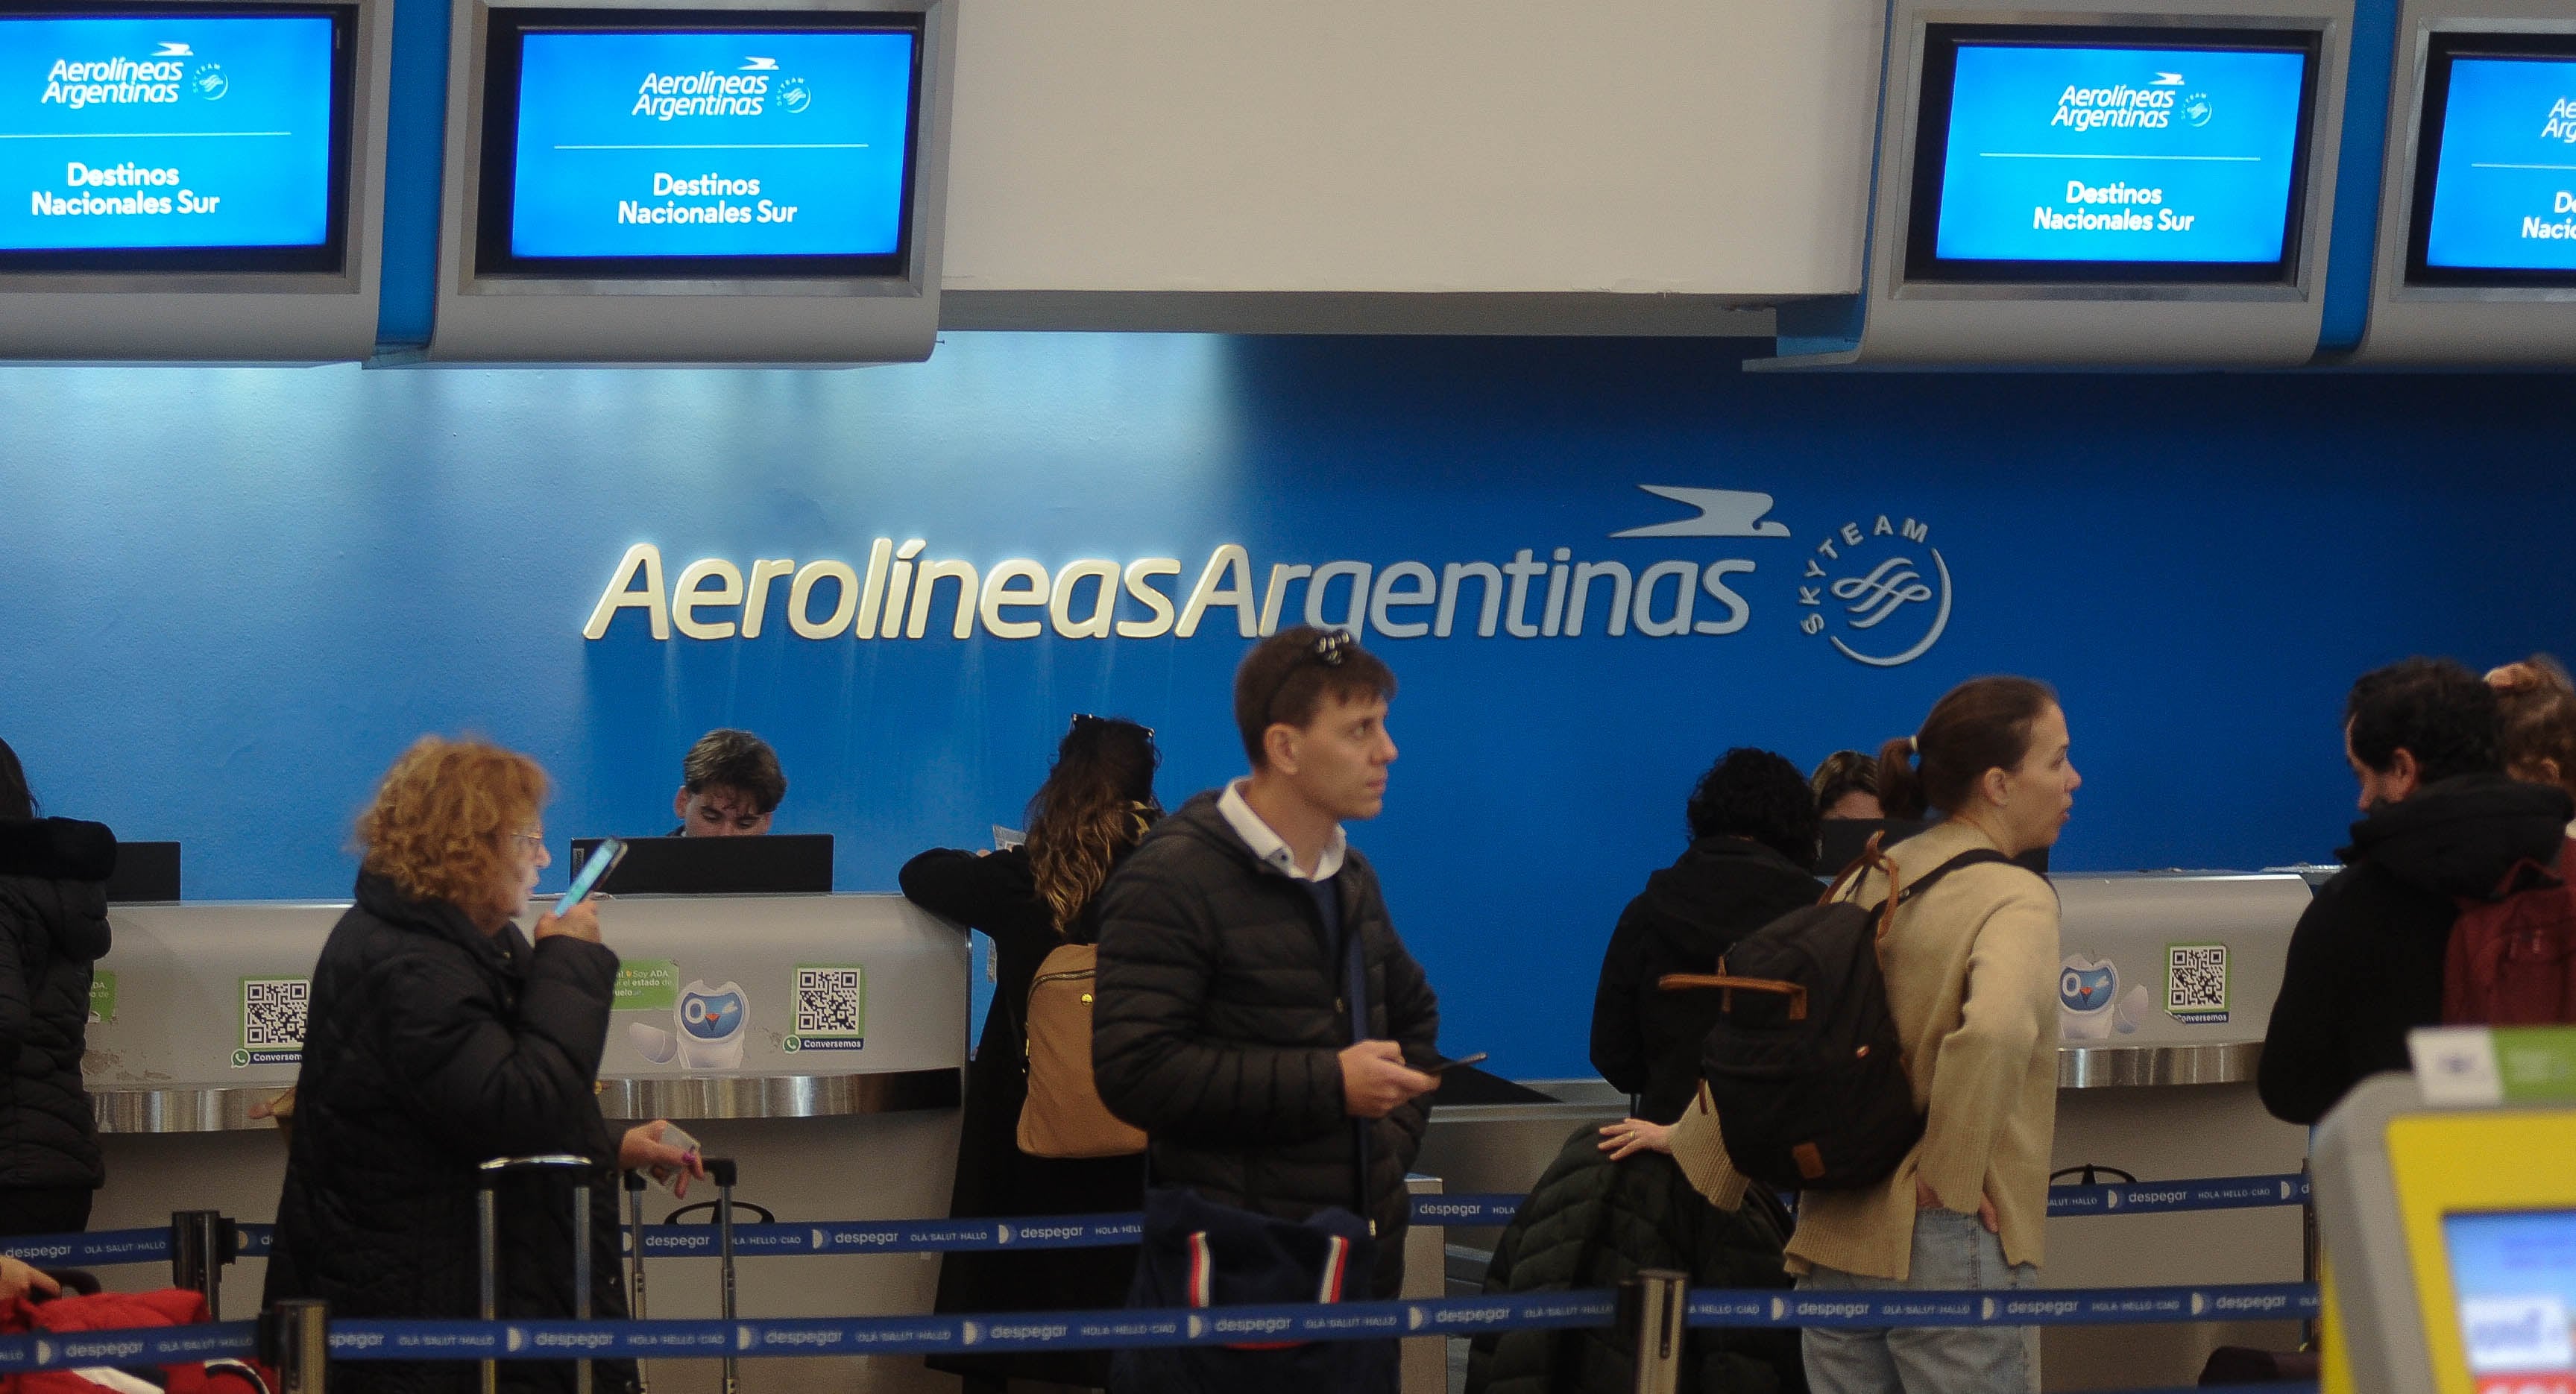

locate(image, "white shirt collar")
(1218, 778), (1347, 882)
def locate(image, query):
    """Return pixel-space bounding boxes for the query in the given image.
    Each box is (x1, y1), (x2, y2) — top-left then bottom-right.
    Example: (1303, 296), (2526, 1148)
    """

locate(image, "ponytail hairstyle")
(1877, 676), (2060, 820)
(1026, 716), (1162, 934)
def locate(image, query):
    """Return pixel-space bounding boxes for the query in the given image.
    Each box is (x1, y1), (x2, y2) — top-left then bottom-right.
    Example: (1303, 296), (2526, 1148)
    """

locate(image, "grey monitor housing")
(0, 0), (393, 360)
(2350, 1), (2576, 364)
(427, 0), (954, 362)
(1761, 0), (2355, 370)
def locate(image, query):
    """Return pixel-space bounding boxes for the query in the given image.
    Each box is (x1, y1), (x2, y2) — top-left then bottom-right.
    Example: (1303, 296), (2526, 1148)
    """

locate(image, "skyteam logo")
(190, 62), (227, 100)
(2181, 89), (2214, 127)
(778, 75), (812, 113)
(1796, 513), (1951, 668)
(2050, 70), (2180, 131)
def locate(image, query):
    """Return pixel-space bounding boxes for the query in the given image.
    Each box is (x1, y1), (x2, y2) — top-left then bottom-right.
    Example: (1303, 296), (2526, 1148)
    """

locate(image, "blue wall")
(2, 334), (2568, 1076)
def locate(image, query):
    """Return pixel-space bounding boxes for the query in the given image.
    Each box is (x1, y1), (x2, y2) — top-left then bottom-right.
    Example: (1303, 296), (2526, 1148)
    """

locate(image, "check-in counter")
(1415, 871), (2318, 1393)
(84, 893), (969, 1394)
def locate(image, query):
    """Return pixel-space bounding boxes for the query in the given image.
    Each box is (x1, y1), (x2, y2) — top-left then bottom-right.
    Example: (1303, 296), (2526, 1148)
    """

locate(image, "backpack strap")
(1856, 847), (2029, 942)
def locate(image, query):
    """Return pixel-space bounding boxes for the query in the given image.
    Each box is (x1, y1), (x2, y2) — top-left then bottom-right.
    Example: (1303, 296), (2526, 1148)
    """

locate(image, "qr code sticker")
(243, 978), (311, 1049)
(2166, 944), (2229, 1018)
(794, 967), (865, 1038)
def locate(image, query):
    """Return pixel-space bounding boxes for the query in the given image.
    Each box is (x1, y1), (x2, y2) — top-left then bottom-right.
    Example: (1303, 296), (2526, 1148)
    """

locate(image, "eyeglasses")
(508, 831), (546, 855)
(1260, 629), (1354, 727)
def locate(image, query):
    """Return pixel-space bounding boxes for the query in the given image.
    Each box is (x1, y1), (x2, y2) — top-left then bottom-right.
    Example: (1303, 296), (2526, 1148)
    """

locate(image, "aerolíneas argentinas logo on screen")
(632, 54), (802, 120)
(39, 41), (206, 108)
(2050, 68), (2183, 132)
(2541, 96), (2576, 142)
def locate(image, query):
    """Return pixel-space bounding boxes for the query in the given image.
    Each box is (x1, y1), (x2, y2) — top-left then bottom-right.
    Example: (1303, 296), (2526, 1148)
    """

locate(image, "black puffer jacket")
(1467, 1126), (1804, 1394)
(0, 819), (116, 1192)
(265, 875), (634, 1394)
(1590, 837), (1821, 1123)
(1092, 791), (1440, 1298)
(2260, 774), (2574, 1126)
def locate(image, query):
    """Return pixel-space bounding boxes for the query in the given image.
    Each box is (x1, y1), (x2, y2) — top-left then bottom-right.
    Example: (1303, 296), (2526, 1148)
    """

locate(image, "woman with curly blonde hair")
(901, 714), (1160, 1393)
(264, 737), (699, 1394)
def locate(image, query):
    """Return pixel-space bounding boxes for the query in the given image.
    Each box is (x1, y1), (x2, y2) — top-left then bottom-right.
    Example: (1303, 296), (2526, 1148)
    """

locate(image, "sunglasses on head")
(1260, 629), (1356, 726)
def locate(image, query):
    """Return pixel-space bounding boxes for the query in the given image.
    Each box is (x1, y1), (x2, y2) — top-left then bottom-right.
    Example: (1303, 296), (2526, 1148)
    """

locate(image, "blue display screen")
(1910, 31), (2316, 278)
(0, 13), (340, 255)
(2444, 1210), (2576, 1390)
(2420, 52), (2576, 276)
(500, 27), (916, 263)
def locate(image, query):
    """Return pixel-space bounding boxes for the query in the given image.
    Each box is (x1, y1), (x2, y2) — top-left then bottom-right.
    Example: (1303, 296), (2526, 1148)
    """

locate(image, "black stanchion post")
(708, 1157), (739, 1394)
(169, 1210), (234, 1319)
(259, 1299), (330, 1394)
(573, 1171), (594, 1394)
(1619, 1269), (1686, 1394)
(625, 1170), (652, 1394)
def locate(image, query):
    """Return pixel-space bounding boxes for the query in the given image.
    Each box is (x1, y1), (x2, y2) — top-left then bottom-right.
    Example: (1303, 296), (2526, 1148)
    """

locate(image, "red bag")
(2445, 838), (2576, 1026)
(0, 1289), (270, 1394)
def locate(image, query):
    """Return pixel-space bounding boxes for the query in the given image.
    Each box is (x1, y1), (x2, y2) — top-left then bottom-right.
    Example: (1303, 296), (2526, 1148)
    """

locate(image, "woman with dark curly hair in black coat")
(264, 737), (702, 1394)
(0, 737), (117, 1238)
(901, 715), (1160, 1393)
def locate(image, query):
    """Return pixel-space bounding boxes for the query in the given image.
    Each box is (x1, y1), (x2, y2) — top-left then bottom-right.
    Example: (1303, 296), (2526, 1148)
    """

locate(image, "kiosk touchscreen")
(2312, 1028), (2576, 1394)
(1905, 25), (2322, 284)
(2407, 33), (2576, 287)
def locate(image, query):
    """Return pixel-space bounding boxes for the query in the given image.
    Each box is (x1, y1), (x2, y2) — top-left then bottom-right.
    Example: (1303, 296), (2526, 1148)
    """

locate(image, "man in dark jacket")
(1591, 748), (1822, 1123)
(1094, 626), (1442, 1310)
(0, 800), (117, 1237)
(2259, 657), (2575, 1126)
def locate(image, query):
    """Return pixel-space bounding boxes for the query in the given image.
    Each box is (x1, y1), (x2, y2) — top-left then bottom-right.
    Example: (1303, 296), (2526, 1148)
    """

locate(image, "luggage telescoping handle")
(478, 1154), (595, 1394)
(707, 1157), (740, 1394)
(623, 1169), (652, 1394)
(1654, 972), (1809, 1020)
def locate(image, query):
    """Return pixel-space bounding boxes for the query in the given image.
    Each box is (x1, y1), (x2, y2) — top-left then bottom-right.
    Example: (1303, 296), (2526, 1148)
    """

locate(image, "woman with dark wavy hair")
(901, 714), (1161, 1393)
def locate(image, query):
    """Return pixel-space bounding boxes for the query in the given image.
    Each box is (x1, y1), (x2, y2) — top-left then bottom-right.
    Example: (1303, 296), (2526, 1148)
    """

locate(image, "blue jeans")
(1797, 1208), (2037, 1394)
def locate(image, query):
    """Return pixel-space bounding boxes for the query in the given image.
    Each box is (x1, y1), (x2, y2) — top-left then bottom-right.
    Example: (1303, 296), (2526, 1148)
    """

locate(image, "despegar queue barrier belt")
(0, 1282), (2320, 1374)
(0, 1172), (2314, 1268)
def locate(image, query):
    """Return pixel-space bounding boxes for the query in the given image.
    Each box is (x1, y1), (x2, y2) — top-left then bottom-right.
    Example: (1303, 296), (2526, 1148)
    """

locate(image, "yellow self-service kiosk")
(2312, 1028), (2576, 1394)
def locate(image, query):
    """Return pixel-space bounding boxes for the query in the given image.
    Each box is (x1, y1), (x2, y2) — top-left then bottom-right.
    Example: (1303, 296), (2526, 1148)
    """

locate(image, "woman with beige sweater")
(1601, 676), (2077, 1394)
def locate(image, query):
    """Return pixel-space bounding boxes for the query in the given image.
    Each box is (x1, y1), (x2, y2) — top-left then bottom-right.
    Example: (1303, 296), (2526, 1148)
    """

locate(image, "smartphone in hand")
(1423, 1052), (1489, 1074)
(558, 837), (626, 912)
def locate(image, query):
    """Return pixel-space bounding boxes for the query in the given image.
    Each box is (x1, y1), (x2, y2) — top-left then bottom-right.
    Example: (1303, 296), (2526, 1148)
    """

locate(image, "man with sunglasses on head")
(1092, 627), (1443, 1378)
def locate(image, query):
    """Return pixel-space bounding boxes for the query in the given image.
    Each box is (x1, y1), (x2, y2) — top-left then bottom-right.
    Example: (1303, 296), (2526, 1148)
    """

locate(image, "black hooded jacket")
(0, 818), (116, 1193)
(1091, 790), (1440, 1298)
(1590, 836), (1821, 1123)
(264, 874), (634, 1394)
(2258, 774), (2573, 1126)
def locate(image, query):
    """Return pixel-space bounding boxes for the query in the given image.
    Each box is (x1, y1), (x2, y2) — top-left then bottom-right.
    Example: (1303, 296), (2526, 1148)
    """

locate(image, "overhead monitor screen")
(476, 9), (923, 278)
(1905, 25), (2321, 283)
(2408, 34), (2576, 286)
(2443, 1208), (2576, 1394)
(0, 4), (352, 272)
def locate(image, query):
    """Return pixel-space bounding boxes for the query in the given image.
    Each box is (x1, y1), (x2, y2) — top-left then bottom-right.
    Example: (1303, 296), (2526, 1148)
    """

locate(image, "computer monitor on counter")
(570, 833), (832, 895)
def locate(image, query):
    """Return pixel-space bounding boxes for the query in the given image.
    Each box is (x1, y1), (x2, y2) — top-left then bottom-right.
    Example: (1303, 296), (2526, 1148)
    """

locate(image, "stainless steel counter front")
(93, 1067), (965, 1133)
(2057, 1040), (2264, 1089)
